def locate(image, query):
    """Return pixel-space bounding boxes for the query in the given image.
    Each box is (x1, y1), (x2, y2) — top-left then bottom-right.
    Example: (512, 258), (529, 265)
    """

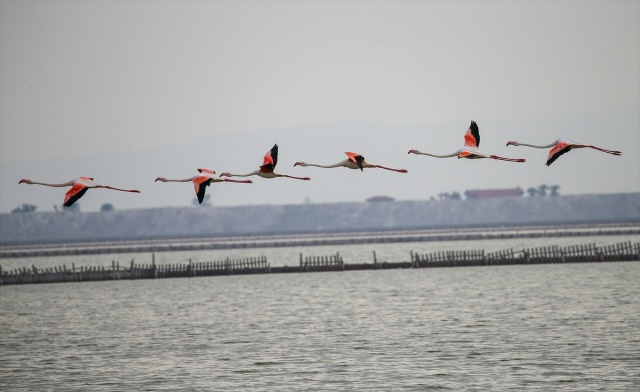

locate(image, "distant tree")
(549, 185), (560, 196)
(527, 187), (538, 197)
(450, 191), (461, 200)
(11, 204), (37, 213)
(438, 192), (450, 200)
(537, 184), (548, 196)
(100, 203), (115, 212)
(192, 194), (212, 207)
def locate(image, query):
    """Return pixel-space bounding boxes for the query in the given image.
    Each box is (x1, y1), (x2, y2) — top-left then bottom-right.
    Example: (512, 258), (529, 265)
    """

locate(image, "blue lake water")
(1, 234), (639, 391)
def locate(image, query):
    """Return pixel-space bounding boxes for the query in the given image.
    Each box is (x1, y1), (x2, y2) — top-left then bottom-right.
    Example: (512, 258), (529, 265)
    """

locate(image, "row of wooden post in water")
(1, 241), (638, 285)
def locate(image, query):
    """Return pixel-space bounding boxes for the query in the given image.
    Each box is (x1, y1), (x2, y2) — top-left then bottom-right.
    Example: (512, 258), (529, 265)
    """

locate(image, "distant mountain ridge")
(1, 193), (638, 244)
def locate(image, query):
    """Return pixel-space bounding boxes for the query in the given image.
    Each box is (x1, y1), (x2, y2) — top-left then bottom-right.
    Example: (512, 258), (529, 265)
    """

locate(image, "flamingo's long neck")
(223, 171), (257, 178)
(414, 151), (459, 158)
(29, 180), (75, 187)
(304, 162), (347, 169)
(515, 141), (558, 149)
(160, 177), (195, 183)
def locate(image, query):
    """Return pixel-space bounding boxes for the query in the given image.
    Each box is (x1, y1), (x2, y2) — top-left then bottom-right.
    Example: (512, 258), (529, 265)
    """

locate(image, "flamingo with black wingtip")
(408, 121), (526, 163)
(18, 176), (141, 207)
(219, 144), (310, 180)
(506, 139), (621, 166)
(155, 168), (253, 204)
(294, 152), (408, 173)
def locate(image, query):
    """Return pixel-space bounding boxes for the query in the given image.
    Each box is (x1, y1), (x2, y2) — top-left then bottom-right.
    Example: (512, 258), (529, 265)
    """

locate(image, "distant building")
(464, 187), (524, 199)
(366, 195), (395, 202)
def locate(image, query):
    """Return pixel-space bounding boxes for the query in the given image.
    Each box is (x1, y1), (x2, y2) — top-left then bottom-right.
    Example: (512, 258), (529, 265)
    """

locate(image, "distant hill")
(1, 193), (638, 244)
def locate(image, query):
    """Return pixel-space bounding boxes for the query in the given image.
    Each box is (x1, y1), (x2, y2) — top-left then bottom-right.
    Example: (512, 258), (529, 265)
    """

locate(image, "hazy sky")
(1, 1), (639, 213)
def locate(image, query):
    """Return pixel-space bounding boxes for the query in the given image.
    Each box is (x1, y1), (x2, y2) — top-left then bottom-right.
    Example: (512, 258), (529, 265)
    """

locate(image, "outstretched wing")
(464, 121), (480, 148)
(546, 141), (572, 166)
(63, 183), (89, 207)
(261, 144), (278, 172)
(194, 178), (213, 204)
(345, 152), (365, 171)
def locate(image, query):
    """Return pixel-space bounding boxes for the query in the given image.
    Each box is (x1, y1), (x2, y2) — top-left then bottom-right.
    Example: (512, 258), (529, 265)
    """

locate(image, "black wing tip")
(270, 144), (279, 168)
(547, 146), (571, 166)
(64, 187), (89, 207)
(468, 120), (480, 147)
(196, 185), (207, 204)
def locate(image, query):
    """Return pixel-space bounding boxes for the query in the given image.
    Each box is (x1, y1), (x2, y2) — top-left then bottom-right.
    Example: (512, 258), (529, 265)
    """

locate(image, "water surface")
(1, 262), (638, 391)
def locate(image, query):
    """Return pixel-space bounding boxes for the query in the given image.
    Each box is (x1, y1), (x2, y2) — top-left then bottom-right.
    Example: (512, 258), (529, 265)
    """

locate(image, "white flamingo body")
(294, 152), (408, 173)
(221, 169), (282, 179)
(220, 144), (310, 181)
(411, 147), (494, 160)
(18, 176), (140, 207)
(506, 139), (621, 166)
(409, 121), (525, 163)
(155, 168), (252, 204)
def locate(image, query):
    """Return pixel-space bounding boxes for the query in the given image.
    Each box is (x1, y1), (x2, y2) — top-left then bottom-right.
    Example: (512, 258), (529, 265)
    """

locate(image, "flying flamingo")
(219, 144), (310, 180)
(18, 176), (141, 207)
(408, 121), (525, 163)
(155, 168), (253, 204)
(506, 139), (621, 166)
(294, 152), (408, 173)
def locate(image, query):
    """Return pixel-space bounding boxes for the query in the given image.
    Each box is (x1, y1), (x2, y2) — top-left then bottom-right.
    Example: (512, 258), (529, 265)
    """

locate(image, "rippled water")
(1, 261), (638, 391)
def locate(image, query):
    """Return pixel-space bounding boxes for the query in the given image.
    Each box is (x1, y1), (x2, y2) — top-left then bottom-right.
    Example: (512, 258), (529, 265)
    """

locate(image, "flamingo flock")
(18, 121), (621, 207)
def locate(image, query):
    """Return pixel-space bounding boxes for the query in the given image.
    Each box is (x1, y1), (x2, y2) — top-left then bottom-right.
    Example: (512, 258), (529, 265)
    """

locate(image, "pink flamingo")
(408, 121), (525, 163)
(294, 152), (408, 173)
(155, 168), (252, 204)
(506, 139), (621, 166)
(18, 176), (140, 207)
(220, 144), (310, 180)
